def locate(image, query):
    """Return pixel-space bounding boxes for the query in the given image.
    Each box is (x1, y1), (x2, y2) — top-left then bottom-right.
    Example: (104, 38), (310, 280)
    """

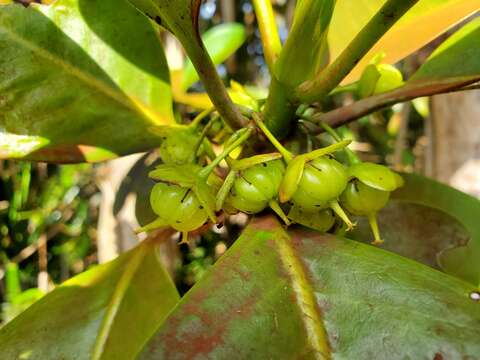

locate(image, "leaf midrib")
(91, 245), (147, 360)
(0, 21), (150, 119)
(274, 231), (331, 360)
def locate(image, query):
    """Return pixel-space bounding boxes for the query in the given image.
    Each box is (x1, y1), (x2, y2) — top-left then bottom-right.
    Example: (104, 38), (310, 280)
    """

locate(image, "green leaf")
(0, 0), (174, 163)
(274, 0), (335, 88)
(0, 239), (180, 359)
(320, 18), (480, 127)
(329, 0), (480, 83)
(193, 178), (217, 223)
(348, 162), (403, 191)
(388, 173), (480, 286)
(410, 17), (480, 82)
(139, 216), (480, 358)
(148, 163), (201, 187)
(182, 23), (247, 90)
(350, 201), (471, 271)
(279, 156), (306, 203)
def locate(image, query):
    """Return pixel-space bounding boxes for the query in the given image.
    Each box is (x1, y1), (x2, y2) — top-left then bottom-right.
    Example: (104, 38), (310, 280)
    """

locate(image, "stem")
(302, 140), (352, 162)
(199, 127), (253, 179)
(252, 0), (282, 73)
(368, 213), (383, 245)
(135, 217), (168, 234)
(296, 0), (419, 102)
(263, 76), (297, 138)
(193, 116), (217, 158)
(319, 122), (360, 165)
(180, 232), (189, 245)
(269, 200), (290, 225)
(253, 113), (293, 162)
(190, 107), (215, 128)
(216, 170), (237, 211)
(329, 200), (354, 231)
(186, 43), (246, 130)
(310, 77), (480, 131)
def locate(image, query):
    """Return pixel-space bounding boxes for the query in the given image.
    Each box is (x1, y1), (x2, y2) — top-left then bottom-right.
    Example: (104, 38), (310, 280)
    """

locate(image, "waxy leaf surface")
(329, 0), (480, 83)
(0, 0), (174, 163)
(322, 18), (480, 127)
(0, 239), (179, 359)
(140, 216), (480, 359)
(390, 173), (480, 286)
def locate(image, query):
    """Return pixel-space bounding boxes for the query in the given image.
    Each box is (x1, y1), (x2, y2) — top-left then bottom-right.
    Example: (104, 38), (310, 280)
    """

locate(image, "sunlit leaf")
(0, 0), (174, 163)
(320, 18), (480, 127)
(0, 239), (179, 359)
(140, 216), (480, 358)
(328, 0), (480, 84)
(387, 173), (480, 286)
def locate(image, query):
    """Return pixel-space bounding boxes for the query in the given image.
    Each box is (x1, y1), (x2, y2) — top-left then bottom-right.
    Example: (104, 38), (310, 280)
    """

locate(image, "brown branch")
(310, 77), (480, 132)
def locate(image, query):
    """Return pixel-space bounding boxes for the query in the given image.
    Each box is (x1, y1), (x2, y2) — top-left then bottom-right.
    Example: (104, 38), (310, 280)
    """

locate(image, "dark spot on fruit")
(199, 205), (204, 209)
(176, 220), (181, 224)
(180, 189), (190, 203)
(262, 163), (267, 167)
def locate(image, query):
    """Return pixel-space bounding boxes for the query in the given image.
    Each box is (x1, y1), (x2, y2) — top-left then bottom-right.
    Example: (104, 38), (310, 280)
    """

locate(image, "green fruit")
(159, 127), (200, 165)
(228, 160), (285, 214)
(341, 181), (390, 216)
(150, 182), (208, 232)
(348, 162), (403, 191)
(288, 205), (335, 232)
(292, 157), (348, 211)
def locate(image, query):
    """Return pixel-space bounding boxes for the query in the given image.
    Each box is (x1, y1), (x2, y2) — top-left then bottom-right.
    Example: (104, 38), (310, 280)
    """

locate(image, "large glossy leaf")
(0, 0), (174, 163)
(383, 173), (480, 287)
(0, 238), (179, 359)
(140, 216), (480, 359)
(351, 202), (470, 271)
(319, 18), (480, 127)
(329, 0), (480, 84)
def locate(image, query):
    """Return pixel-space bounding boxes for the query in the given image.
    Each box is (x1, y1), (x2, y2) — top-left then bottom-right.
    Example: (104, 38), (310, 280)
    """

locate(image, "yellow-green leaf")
(0, 0), (174, 163)
(0, 239), (180, 359)
(329, 0), (480, 84)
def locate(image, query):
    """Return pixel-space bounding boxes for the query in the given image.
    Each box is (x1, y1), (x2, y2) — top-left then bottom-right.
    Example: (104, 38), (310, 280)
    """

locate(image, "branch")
(189, 48), (246, 129)
(295, 0), (419, 103)
(309, 77), (480, 132)
(252, 0), (282, 73)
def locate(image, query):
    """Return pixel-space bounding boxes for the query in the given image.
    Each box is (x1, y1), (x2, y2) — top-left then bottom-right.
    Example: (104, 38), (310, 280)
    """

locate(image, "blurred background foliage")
(1, 0), (478, 326)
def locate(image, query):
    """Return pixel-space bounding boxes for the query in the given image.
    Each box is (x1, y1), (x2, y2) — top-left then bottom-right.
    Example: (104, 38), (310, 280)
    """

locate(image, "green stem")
(193, 116), (217, 158)
(263, 76), (297, 138)
(252, 0), (282, 73)
(295, 0), (419, 102)
(253, 113), (293, 162)
(216, 170), (237, 211)
(199, 127), (253, 179)
(302, 140), (352, 162)
(269, 200), (290, 225)
(368, 213), (383, 245)
(186, 42), (246, 130)
(319, 122), (361, 165)
(190, 107), (215, 128)
(329, 200), (354, 231)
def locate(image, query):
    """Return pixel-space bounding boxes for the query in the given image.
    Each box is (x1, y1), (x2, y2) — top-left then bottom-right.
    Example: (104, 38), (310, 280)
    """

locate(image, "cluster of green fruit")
(139, 113), (403, 245)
